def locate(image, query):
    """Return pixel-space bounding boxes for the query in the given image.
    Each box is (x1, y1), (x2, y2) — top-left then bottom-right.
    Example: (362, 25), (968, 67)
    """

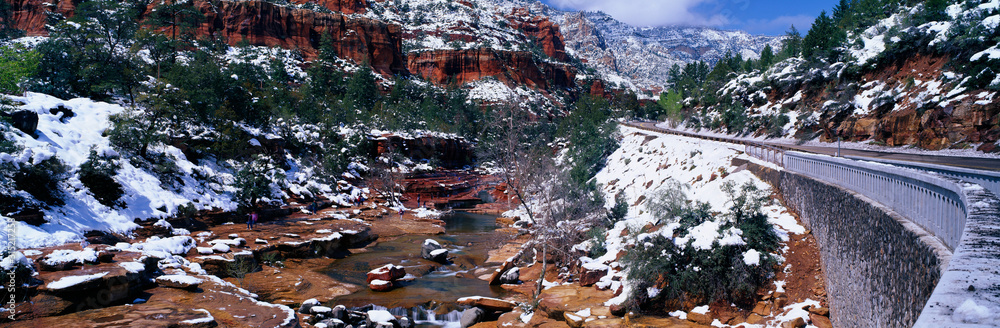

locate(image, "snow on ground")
(0, 92), (243, 249)
(590, 125), (807, 327)
(46, 272), (108, 290)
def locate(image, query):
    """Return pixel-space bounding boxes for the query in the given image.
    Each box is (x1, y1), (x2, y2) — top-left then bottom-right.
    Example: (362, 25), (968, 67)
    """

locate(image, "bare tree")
(480, 99), (606, 299)
(366, 140), (405, 208)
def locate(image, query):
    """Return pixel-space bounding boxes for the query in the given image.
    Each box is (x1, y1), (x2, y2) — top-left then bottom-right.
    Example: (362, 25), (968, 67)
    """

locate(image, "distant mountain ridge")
(491, 0), (783, 92)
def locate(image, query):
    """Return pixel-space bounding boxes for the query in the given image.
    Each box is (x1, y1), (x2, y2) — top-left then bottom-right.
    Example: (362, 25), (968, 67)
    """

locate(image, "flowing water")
(323, 211), (508, 327)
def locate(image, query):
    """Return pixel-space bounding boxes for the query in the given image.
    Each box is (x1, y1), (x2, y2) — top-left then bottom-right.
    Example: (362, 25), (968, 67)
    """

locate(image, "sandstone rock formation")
(407, 49), (575, 90)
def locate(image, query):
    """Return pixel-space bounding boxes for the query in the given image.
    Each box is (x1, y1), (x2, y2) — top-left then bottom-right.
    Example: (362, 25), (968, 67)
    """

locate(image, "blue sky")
(542, 0), (840, 36)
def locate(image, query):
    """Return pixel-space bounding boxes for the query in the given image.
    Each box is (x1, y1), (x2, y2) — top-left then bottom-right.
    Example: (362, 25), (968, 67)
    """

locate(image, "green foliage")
(559, 95), (619, 186)
(766, 114), (790, 138)
(29, 0), (146, 101)
(780, 25), (803, 59)
(14, 156), (69, 207)
(0, 45), (40, 94)
(658, 90), (684, 123)
(758, 44), (776, 70)
(79, 150), (124, 207)
(176, 202), (198, 219)
(803, 11), (846, 60)
(606, 192), (629, 227)
(233, 156), (284, 212)
(622, 181), (779, 310)
(345, 64), (380, 112)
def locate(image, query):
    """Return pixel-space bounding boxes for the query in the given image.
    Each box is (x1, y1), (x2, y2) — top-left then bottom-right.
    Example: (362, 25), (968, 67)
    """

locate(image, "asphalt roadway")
(627, 121), (1000, 172)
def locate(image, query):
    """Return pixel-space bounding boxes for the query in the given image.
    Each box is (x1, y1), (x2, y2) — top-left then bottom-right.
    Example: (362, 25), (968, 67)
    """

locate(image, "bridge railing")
(784, 152), (966, 250)
(745, 143), (785, 167)
(624, 122), (969, 250)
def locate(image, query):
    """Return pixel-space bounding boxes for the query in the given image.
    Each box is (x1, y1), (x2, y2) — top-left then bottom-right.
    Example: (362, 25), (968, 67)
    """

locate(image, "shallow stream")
(322, 211), (508, 327)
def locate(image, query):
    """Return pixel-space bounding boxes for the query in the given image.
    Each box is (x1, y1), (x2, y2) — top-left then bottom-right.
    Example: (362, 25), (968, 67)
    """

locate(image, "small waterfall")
(351, 304), (463, 328)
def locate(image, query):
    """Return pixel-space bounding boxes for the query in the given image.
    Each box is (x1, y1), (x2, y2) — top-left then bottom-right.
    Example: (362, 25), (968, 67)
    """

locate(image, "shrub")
(14, 156), (68, 207)
(621, 181), (779, 311)
(79, 150), (124, 207)
(0, 44), (40, 94)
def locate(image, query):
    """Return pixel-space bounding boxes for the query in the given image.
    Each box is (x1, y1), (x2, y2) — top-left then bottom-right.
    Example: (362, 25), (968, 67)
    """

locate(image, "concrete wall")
(744, 161), (945, 328)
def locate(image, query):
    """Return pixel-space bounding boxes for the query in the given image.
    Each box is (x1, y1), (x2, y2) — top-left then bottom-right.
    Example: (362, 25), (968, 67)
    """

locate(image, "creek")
(323, 211), (509, 327)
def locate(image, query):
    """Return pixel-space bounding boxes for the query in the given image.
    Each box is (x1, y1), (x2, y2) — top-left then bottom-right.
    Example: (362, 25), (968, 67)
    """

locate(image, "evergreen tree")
(919, 0), (949, 24)
(802, 11), (845, 60)
(780, 25), (803, 58)
(344, 64), (379, 112)
(759, 44), (775, 69)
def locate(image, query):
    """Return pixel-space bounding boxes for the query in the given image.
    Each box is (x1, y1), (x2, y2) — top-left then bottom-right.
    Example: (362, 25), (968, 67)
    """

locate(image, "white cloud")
(550, 0), (730, 27)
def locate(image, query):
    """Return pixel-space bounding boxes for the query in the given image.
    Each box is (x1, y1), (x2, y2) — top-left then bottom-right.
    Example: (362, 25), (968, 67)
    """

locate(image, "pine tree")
(0, 0), (25, 40)
(802, 11), (846, 60)
(780, 25), (803, 58)
(759, 44), (775, 69)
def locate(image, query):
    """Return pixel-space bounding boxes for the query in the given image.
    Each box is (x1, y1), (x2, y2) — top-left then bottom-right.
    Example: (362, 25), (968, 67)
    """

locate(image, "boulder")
(563, 312), (585, 328)
(460, 307), (485, 328)
(331, 304), (347, 319)
(456, 296), (517, 312)
(499, 267), (519, 284)
(369, 279), (394, 292)
(687, 311), (712, 325)
(318, 318), (347, 328)
(578, 261), (608, 287)
(11, 110), (38, 137)
(421, 239), (448, 263)
(366, 309), (399, 328)
(782, 317), (806, 328)
(399, 317), (412, 328)
(312, 306), (333, 316)
(810, 313), (833, 328)
(154, 274), (203, 290)
(299, 298), (320, 314)
(366, 264), (406, 283)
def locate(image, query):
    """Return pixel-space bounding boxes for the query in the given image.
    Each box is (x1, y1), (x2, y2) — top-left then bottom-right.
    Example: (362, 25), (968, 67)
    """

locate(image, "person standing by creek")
(247, 211), (258, 230)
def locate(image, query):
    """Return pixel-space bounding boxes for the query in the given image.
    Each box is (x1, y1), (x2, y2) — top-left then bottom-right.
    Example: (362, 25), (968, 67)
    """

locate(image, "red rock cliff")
(290, 0), (368, 14)
(407, 49), (575, 90)
(6, 0), (404, 76)
(509, 9), (568, 62)
(193, 0), (405, 75)
(7, 0), (76, 36)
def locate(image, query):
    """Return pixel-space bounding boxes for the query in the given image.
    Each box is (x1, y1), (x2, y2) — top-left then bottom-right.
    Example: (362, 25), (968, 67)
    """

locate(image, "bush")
(14, 156), (69, 207)
(79, 150), (124, 207)
(621, 180), (779, 312)
(0, 44), (39, 94)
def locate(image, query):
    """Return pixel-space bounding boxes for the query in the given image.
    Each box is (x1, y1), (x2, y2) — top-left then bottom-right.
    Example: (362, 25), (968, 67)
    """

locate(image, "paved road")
(627, 121), (1000, 172)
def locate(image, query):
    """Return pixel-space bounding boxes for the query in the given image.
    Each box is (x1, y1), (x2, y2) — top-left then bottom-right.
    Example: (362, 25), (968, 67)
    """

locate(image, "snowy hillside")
(0, 92), (371, 249)
(669, 0), (1000, 153)
(583, 125), (816, 327)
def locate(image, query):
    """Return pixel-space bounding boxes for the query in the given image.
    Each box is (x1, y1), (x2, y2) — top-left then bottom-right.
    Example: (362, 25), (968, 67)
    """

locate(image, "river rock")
(318, 318), (347, 328)
(399, 317), (413, 328)
(369, 279), (394, 292)
(564, 311), (585, 328)
(499, 267), (519, 284)
(782, 317), (806, 328)
(299, 298), (320, 313)
(154, 274), (203, 290)
(421, 239), (449, 263)
(456, 296), (517, 312)
(331, 304), (347, 319)
(460, 307), (485, 328)
(366, 264), (405, 283)
(578, 261), (609, 287)
(366, 309), (399, 328)
(312, 306), (333, 316)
